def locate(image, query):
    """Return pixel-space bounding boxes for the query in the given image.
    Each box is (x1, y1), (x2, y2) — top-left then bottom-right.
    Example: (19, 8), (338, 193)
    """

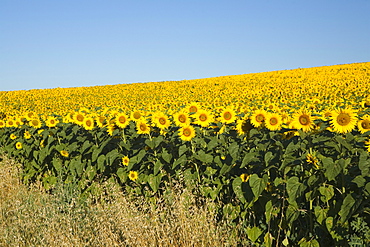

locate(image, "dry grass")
(0, 154), (247, 247)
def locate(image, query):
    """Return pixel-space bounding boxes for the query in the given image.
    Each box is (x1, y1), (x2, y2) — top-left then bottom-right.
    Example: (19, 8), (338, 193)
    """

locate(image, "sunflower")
(330, 108), (358, 134)
(106, 123), (116, 136)
(365, 139), (370, 152)
(83, 117), (95, 130)
(0, 120), (5, 128)
(24, 131), (32, 139)
(173, 111), (191, 127)
(219, 107), (237, 124)
(250, 109), (268, 128)
(94, 115), (106, 128)
(15, 117), (24, 127)
(187, 102), (201, 114)
(194, 110), (213, 128)
(265, 113), (282, 131)
(130, 110), (143, 122)
(122, 156), (130, 166)
(6, 119), (16, 128)
(357, 115), (370, 134)
(236, 117), (254, 135)
(115, 113), (130, 129)
(73, 111), (85, 126)
(15, 142), (22, 150)
(153, 112), (171, 130)
(29, 118), (42, 129)
(240, 174), (250, 183)
(178, 125), (196, 141)
(136, 120), (151, 135)
(60, 150), (69, 158)
(45, 116), (59, 128)
(291, 110), (315, 132)
(10, 134), (17, 140)
(24, 111), (36, 121)
(128, 171), (139, 181)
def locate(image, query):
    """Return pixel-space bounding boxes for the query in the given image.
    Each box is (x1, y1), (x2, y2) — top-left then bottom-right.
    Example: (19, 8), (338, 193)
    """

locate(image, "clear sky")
(1, 0), (369, 91)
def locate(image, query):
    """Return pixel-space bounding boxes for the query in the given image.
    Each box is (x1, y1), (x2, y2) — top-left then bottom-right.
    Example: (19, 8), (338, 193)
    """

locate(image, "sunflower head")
(115, 113), (130, 129)
(330, 108), (358, 134)
(265, 113), (282, 131)
(179, 125), (196, 141)
(60, 150), (69, 158)
(194, 110), (213, 128)
(122, 156), (130, 166)
(174, 111), (190, 127)
(219, 107), (237, 124)
(250, 109), (267, 128)
(291, 110), (315, 132)
(128, 171), (139, 181)
(240, 174), (250, 183)
(358, 115), (370, 134)
(15, 142), (22, 150)
(83, 117), (95, 130)
(136, 120), (151, 135)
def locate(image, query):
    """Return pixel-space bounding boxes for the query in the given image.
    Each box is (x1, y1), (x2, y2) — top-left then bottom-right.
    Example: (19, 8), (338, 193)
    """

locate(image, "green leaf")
(106, 149), (119, 165)
(161, 149), (172, 163)
(323, 157), (346, 181)
(249, 174), (267, 200)
(179, 144), (187, 157)
(195, 150), (213, 163)
(219, 163), (232, 176)
(52, 158), (62, 173)
(319, 185), (334, 203)
(81, 140), (91, 154)
(117, 167), (127, 183)
(334, 135), (352, 150)
(287, 176), (306, 206)
(85, 165), (96, 181)
(172, 155), (187, 170)
(314, 206), (327, 225)
(359, 151), (370, 177)
(148, 174), (162, 193)
(339, 194), (356, 223)
(154, 160), (163, 175)
(228, 142), (239, 160)
(246, 226), (263, 243)
(232, 177), (246, 204)
(241, 152), (259, 168)
(264, 151), (274, 166)
(365, 182), (370, 196)
(206, 137), (219, 151)
(264, 232), (273, 247)
(97, 154), (106, 172)
(265, 200), (273, 224)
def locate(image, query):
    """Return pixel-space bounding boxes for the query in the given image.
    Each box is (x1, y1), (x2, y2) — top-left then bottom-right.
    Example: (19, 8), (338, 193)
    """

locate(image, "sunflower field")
(1, 62), (370, 246)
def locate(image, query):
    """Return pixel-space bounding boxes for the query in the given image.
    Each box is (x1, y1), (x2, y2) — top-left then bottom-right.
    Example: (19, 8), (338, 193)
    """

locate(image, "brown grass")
(0, 154), (248, 246)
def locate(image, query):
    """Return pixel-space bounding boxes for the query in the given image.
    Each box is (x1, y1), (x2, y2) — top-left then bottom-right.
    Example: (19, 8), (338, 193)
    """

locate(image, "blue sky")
(1, 0), (369, 91)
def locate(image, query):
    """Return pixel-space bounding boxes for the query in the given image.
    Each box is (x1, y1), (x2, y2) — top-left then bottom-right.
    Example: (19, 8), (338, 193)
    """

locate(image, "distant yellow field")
(1, 62), (369, 120)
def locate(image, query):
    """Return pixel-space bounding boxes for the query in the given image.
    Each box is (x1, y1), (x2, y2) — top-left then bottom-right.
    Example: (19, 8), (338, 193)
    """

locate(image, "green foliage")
(1, 122), (370, 246)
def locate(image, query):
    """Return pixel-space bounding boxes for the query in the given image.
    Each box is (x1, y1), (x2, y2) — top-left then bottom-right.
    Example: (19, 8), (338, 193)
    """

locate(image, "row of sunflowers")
(1, 62), (370, 246)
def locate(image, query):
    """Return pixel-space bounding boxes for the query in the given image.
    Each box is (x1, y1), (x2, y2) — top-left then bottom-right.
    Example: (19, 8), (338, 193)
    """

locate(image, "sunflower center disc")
(184, 129), (191, 136)
(270, 118), (278, 125)
(179, 115), (186, 123)
(224, 112), (232, 120)
(159, 118), (166, 125)
(337, 113), (350, 126)
(362, 120), (370, 129)
(256, 114), (264, 122)
(200, 114), (207, 121)
(299, 115), (309, 125)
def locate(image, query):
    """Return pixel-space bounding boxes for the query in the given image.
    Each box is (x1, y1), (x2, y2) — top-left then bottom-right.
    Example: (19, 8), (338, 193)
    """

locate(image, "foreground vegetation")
(1, 62), (370, 246)
(0, 153), (249, 246)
